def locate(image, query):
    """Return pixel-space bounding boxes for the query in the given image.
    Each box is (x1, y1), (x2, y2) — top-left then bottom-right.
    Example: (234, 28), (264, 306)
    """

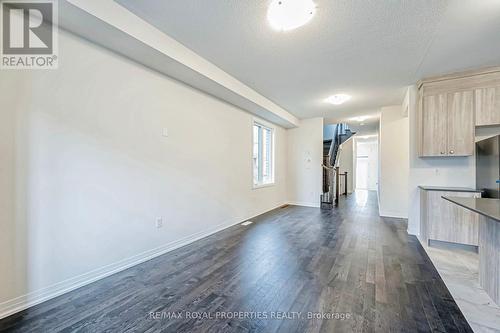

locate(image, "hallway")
(0, 191), (471, 332)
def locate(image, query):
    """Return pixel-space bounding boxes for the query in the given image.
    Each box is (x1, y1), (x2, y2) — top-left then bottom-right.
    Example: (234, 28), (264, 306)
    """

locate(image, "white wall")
(0, 30), (289, 317)
(338, 139), (354, 194)
(0, 77), (16, 317)
(287, 118), (323, 207)
(379, 105), (410, 218)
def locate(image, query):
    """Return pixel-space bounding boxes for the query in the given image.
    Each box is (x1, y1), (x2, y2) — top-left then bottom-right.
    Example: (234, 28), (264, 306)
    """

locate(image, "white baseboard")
(0, 203), (286, 320)
(407, 227), (420, 237)
(287, 201), (320, 208)
(379, 210), (408, 219)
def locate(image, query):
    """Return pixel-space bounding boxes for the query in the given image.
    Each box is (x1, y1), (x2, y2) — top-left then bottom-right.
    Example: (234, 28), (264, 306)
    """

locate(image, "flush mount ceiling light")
(267, 0), (316, 31)
(351, 116), (368, 122)
(325, 94), (351, 105)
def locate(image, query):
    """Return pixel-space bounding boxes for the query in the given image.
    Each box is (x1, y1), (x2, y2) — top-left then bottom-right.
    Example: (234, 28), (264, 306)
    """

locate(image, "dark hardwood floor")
(0, 191), (472, 332)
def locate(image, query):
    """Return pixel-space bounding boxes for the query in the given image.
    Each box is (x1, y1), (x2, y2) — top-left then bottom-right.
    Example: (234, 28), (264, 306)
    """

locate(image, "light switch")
(162, 128), (169, 137)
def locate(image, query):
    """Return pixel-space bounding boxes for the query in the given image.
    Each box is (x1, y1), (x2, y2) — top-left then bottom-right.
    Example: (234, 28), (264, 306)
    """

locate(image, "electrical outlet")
(156, 217), (163, 228)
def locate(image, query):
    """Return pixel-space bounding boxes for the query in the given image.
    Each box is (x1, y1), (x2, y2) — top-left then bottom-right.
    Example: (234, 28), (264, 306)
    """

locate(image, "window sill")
(253, 183), (275, 190)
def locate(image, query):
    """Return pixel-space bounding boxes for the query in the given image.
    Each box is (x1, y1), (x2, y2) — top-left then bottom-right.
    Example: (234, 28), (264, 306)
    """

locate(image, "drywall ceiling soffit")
(57, 0), (299, 128)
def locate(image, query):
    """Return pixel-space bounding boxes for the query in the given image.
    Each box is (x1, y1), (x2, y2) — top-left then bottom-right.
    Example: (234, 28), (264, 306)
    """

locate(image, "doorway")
(355, 139), (378, 190)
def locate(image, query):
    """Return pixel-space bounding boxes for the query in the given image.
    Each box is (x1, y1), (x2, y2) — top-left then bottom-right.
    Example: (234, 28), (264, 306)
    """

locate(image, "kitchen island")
(443, 196), (500, 305)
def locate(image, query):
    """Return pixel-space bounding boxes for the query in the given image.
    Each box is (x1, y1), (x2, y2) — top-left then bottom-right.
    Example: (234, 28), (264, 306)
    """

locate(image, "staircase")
(321, 124), (355, 209)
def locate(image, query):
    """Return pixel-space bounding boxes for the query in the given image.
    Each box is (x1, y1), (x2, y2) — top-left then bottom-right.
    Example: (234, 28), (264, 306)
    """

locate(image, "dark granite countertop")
(442, 197), (500, 223)
(418, 185), (483, 193)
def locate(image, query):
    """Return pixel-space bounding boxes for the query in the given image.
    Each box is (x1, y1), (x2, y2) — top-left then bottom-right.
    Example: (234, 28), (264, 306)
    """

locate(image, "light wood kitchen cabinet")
(447, 90), (474, 156)
(421, 94), (447, 156)
(418, 67), (500, 158)
(420, 90), (474, 157)
(420, 187), (482, 246)
(475, 86), (500, 126)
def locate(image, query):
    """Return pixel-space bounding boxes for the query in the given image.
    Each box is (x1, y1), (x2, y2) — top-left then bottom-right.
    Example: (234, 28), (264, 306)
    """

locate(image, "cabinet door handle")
(440, 151), (445, 155)
(449, 150), (455, 154)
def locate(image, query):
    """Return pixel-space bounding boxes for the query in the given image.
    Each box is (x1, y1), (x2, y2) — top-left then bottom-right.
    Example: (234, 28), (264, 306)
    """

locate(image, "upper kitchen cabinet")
(421, 94), (448, 156)
(447, 90), (474, 156)
(475, 86), (500, 126)
(419, 89), (474, 157)
(418, 67), (500, 158)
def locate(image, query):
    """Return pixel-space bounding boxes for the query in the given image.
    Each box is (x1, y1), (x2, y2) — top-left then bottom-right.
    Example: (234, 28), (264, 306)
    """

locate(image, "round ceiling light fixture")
(350, 116), (368, 122)
(325, 94), (352, 105)
(267, 0), (316, 31)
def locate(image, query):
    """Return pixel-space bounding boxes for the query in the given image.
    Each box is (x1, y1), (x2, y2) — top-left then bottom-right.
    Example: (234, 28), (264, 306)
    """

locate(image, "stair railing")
(335, 166), (340, 204)
(322, 123), (353, 207)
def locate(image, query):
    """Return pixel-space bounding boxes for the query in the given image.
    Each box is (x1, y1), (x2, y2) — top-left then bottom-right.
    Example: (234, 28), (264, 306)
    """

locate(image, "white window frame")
(252, 119), (275, 189)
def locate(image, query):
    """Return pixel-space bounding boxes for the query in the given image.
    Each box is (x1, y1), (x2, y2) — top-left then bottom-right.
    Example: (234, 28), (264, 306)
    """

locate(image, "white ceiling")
(116, 0), (500, 122)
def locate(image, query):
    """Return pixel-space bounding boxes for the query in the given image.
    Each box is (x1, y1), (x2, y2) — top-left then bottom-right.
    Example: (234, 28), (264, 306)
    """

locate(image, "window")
(253, 122), (275, 187)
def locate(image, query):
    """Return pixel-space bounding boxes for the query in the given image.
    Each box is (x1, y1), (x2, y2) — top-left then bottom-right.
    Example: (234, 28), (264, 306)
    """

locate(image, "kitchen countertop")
(442, 196), (500, 223)
(418, 185), (483, 193)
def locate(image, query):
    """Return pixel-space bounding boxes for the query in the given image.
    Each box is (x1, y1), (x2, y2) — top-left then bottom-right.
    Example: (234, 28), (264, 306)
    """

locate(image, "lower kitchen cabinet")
(420, 187), (482, 246)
